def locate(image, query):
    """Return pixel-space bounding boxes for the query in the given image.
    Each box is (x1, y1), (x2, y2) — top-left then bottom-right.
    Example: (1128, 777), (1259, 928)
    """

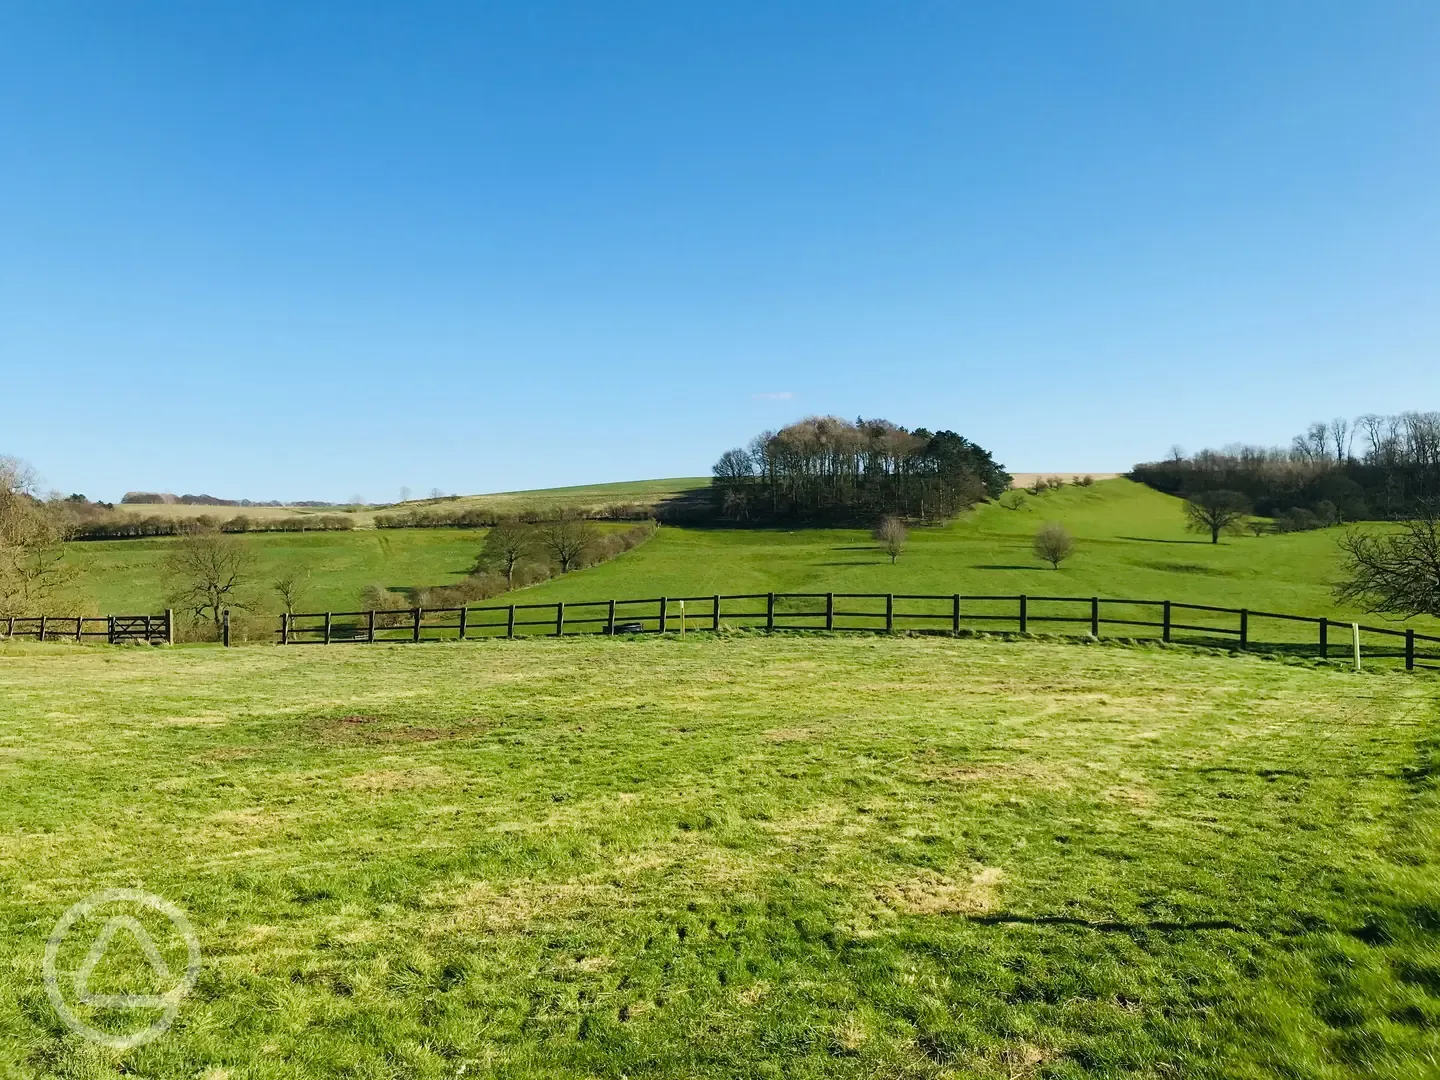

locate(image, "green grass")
(60, 480), (1440, 640)
(1, 634), (1436, 1077)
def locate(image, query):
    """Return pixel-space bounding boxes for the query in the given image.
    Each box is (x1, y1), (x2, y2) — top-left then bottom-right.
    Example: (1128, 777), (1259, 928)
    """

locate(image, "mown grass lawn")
(1, 634), (1437, 1078)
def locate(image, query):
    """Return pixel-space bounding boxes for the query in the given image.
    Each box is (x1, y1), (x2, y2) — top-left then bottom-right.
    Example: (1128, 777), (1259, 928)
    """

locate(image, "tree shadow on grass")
(1118, 536), (1213, 545)
(973, 564), (1044, 571)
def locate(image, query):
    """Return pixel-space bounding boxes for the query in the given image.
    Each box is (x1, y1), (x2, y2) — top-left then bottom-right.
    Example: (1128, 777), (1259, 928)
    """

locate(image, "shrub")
(1033, 521), (1075, 569)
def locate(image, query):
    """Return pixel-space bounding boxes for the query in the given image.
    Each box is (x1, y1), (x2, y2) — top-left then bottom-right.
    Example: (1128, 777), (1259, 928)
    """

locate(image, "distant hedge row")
(72, 514), (357, 539)
(373, 502), (656, 529)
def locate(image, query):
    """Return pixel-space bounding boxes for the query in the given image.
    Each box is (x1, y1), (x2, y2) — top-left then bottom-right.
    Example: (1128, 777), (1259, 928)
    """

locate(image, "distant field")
(105, 478), (713, 526)
(1, 634), (1435, 1077)
(62, 479), (1440, 639)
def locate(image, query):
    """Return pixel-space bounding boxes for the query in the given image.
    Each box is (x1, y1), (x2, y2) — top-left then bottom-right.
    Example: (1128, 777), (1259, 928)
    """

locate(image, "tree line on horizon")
(1131, 412), (1440, 525)
(711, 416), (1011, 523)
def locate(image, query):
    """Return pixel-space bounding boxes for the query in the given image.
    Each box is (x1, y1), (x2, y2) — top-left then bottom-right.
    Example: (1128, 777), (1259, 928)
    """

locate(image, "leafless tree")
(477, 519), (536, 586)
(539, 512), (599, 573)
(272, 569), (311, 614)
(164, 526), (254, 634)
(1183, 490), (1251, 543)
(1327, 417), (1354, 464)
(874, 516), (907, 564)
(1334, 503), (1440, 619)
(1033, 521), (1075, 569)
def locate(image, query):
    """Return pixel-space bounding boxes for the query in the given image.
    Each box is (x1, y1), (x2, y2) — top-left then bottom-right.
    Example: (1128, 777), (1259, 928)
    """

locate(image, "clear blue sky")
(2, 2), (1437, 502)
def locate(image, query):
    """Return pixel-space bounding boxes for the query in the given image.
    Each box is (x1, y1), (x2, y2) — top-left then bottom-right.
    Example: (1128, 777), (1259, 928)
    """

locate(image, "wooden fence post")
(556, 602), (565, 636)
(826, 593), (835, 631)
(953, 594), (961, 635)
(1090, 597), (1099, 637)
(507, 605), (516, 638)
(323, 611), (331, 646)
(1352, 623), (1361, 672)
(766, 592), (775, 632)
(165, 609), (173, 645)
(885, 593), (894, 632)
(658, 597), (667, 634)
(413, 607), (422, 643)
(281, 613), (290, 645)
(1319, 618), (1328, 659)
(368, 610), (376, 643)
(223, 609), (231, 648)
(38, 615), (47, 641)
(1018, 596), (1027, 635)
(108, 615), (115, 645)
(6, 615), (13, 639)
(75, 616), (84, 643)
(1162, 601), (1172, 643)
(1239, 609), (1249, 650)
(712, 594), (721, 632)
(458, 607), (468, 640)
(607, 599), (616, 635)
(1406, 628), (1415, 671)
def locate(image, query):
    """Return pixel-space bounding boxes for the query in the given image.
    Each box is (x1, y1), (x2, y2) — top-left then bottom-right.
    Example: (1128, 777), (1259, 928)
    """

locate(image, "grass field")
(0, 634), (1436, 1077)
(60, 480), (1440, 640)
(106, 479), (712, 527)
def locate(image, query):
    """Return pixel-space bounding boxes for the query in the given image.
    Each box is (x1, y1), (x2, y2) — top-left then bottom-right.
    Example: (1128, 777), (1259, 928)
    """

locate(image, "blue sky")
(2, 2), (1437, 502)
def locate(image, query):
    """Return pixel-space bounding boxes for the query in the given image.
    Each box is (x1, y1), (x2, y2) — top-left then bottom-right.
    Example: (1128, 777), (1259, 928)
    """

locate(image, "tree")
(476, 519), (536, 586)
(164, 526), (254, 634)
(0, 457), (78, 613)
(538, 512), (599, 573)
(874, 516), (907, 564)
(1033, 521), (1075, 569)
(1334, 504), (1440, 619)
(1183, 490), (1251, 543)
(272, 569), (310, 614)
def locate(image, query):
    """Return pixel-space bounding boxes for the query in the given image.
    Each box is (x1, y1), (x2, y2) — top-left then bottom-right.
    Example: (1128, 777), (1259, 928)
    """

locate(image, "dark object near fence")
(270, 594), (1440, 672)
(1, 610), (173, 645)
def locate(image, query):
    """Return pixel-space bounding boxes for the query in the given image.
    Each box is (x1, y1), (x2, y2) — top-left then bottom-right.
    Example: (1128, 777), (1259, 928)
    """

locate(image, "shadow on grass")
(1118, 536), (1214, 545)
(973, 564), (1045, 571)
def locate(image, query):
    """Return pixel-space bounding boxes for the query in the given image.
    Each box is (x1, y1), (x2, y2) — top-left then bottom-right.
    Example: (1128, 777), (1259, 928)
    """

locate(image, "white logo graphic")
(44, 890), (201, 1049)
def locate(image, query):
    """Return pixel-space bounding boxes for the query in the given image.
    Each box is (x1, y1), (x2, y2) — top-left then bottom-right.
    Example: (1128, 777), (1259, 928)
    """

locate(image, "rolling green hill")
(59, 479), (1440, 638)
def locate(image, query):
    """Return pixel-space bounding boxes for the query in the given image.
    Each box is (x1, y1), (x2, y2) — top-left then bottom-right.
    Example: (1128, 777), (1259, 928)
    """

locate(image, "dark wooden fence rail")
(274, 594), (1440, 672)
(1, 610), (173, 644)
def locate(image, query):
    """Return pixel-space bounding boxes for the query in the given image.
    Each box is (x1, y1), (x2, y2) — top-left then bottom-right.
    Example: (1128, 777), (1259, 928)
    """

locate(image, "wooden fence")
(1, 610), (173, 645)
(274, 593), (1440, 672)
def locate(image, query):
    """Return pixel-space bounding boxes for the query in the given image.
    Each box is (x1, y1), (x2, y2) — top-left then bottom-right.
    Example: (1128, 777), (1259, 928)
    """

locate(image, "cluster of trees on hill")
(1132, 413), (1440, 523)
(0, 457), (76, 613)
(711, 417), (1010, 522)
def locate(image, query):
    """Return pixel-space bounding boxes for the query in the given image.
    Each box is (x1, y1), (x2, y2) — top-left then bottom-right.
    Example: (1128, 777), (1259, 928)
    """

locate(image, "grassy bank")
(0, 634), (1436, 1077)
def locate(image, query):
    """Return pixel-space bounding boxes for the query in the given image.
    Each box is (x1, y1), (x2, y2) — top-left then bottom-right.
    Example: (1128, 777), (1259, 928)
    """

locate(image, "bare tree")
(874, 516), (907, 564)
(1183, 490), (1251, 543)
(1032, 521), (1075, 569)
(539, 512), (599, 573)
(272, 569), (311, 614)
(476, 519), (536, 586)
(1327, 417), (1354, 464)
(164, 526), (254, 634)
(1334, 503), (1440, 619)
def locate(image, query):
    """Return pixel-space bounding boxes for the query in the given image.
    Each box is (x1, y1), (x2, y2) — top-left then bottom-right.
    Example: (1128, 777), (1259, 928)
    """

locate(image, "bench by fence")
(1, 610), (173, 645)
(274, 594), (1440, 672)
